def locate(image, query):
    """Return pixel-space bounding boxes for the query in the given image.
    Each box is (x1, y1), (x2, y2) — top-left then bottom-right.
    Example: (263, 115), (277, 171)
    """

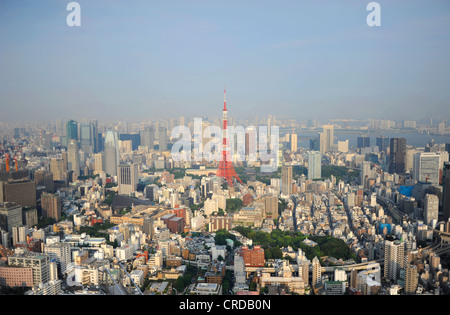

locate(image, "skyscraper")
(67, 139), (80, 179)
(44, 242), (71, 275)
(104, 130), (120, 177)
(66, 120), (78, 142)
(281, 165), (293, 196)
(310, 137), (320, 151)
(376, 136), (389, 153)
(308, 151), (321, 180)
(118, 163), (138, 196)
(443, 162), (450, 222)
(291, 132), (298, 153)
(0, 180), (37, 209)
(413, 152), (440, 185)
(357, 135), (370, 149)
(424, 193), (439, 228)
(80, 122), (98, 155)
(361, 161), (371, 188)
(404, 264), (418, 295)
(34, 170), (54, 193)
(312, 256), (322, 286)
(94, 153), (104, 174)
(50, 158), (66, 182)
(41, 193), (62, 221)
(140, 126), (155, 150)
(119, 133), (141, 151)
(158, 127), (168, 151)
(319, 124), (334, 154)
(389, 138), (406, 174)
(383, 238), (405, 282)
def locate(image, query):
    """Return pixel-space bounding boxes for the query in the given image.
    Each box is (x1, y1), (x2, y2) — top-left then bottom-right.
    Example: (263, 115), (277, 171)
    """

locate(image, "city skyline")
(1, 0), (450, 122)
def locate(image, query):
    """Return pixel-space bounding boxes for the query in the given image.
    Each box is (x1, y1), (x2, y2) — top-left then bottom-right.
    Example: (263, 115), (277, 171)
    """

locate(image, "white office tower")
(360, 161), (371, 188)
(118, 163), (139, 196)
(49, 259), (58, 281)
(312, 256), (322, 286)
(424, 194), (439, 228)
(12, 225), (27, 247)
(370, 193), (377, 207)
(297, 249), (310, 286)
(308, 151), (322, 179)
(44, 242), (71, 274)
(94, 152), (104, 174)
(319, 124), (334, 154)
(104, 130), (120, 177)
(234, 254), (246, 284)
(383, 239), (405, 282)
(67, 139), (80, 179)
(334, 268), (347, 282)
(413, 152), (440, 185)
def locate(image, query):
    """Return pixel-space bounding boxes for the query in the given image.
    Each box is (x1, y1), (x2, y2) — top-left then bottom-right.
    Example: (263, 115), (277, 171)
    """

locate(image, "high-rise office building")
(144, 184), (156, 201)
(376, 136), (389, 153)
(424, 194), (439, 228)
(94, 152), (104, 174)
(337, 140), (349, 153)
(0, 202), (23, 234)
(264, 194), (278, 219)
(67, 139), (80, 179)
(312, 256), (322, 286)
(0, 180), (37, 208)
(443, 162), (450, 223)
(34, 170), (54, 193)
(8, 252), (50, 286)
(140, 126), (155, 150)
(319, 124), (334, 154)
(308, 151), (321, 180)
(80, 122), (98, 155)
(158, 127), (168, 151)
(41, 193), (62, 221)
(310, 137), (320, 151)
(383, 238), (405, 282)
(404, 264), (418, 295)
(12, 225), (27, 247)
(119, 133), (141, 151)
(291, 132), (298, 152)
(104, 131), (120, 177)
(50, 158), (66, 182)
(413, 152), (440, 185)
(357, 135), (370, 149)
(44, 242), (71, 275)
(118, 164), (139, 196)
(61, 152), (68, 173)
(55, 119), (64, 137)
(389, 138), (406, 174)
(361, 161), (371, 188)
(66, 120), (78, 143)
(281, 165), (293, 196)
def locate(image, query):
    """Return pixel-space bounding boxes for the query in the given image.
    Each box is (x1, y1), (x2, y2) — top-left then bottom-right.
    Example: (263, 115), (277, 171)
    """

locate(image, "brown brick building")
(237, 245), (265, 267)
(0, 266), (34, 287)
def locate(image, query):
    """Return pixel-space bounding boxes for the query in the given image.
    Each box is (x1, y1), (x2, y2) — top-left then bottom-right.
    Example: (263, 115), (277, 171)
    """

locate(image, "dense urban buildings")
(1, 112), (450, 298)
(1, 1), (450, 300)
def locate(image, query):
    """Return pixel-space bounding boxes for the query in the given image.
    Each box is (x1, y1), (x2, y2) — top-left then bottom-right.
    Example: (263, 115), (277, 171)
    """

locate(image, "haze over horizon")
(1, 0), (449, 123)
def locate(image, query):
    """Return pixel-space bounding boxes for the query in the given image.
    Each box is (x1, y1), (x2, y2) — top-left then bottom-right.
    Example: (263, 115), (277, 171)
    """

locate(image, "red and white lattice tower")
(216, 88), (243, 187)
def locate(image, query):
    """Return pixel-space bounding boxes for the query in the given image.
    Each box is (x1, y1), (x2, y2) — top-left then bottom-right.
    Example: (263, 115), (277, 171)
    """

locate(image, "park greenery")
(232, 226), (356, 263)
(225, 198), (243, 212)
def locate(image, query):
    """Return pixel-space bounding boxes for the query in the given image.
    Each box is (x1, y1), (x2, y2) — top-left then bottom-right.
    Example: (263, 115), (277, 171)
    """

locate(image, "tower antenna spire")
(224, 85), (227, 111)
(216, 87), (242, 187)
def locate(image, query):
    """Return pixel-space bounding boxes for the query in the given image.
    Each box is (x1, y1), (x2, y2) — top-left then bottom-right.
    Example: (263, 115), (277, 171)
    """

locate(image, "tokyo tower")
(216, 88), (243, 187)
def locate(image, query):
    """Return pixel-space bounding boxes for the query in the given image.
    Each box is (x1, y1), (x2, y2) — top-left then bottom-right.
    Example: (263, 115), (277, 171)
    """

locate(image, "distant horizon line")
(0, 116), (448, 125)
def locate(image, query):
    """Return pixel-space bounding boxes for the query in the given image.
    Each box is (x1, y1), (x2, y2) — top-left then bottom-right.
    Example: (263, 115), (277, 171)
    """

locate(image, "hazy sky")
(1, 0), (449, 122)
